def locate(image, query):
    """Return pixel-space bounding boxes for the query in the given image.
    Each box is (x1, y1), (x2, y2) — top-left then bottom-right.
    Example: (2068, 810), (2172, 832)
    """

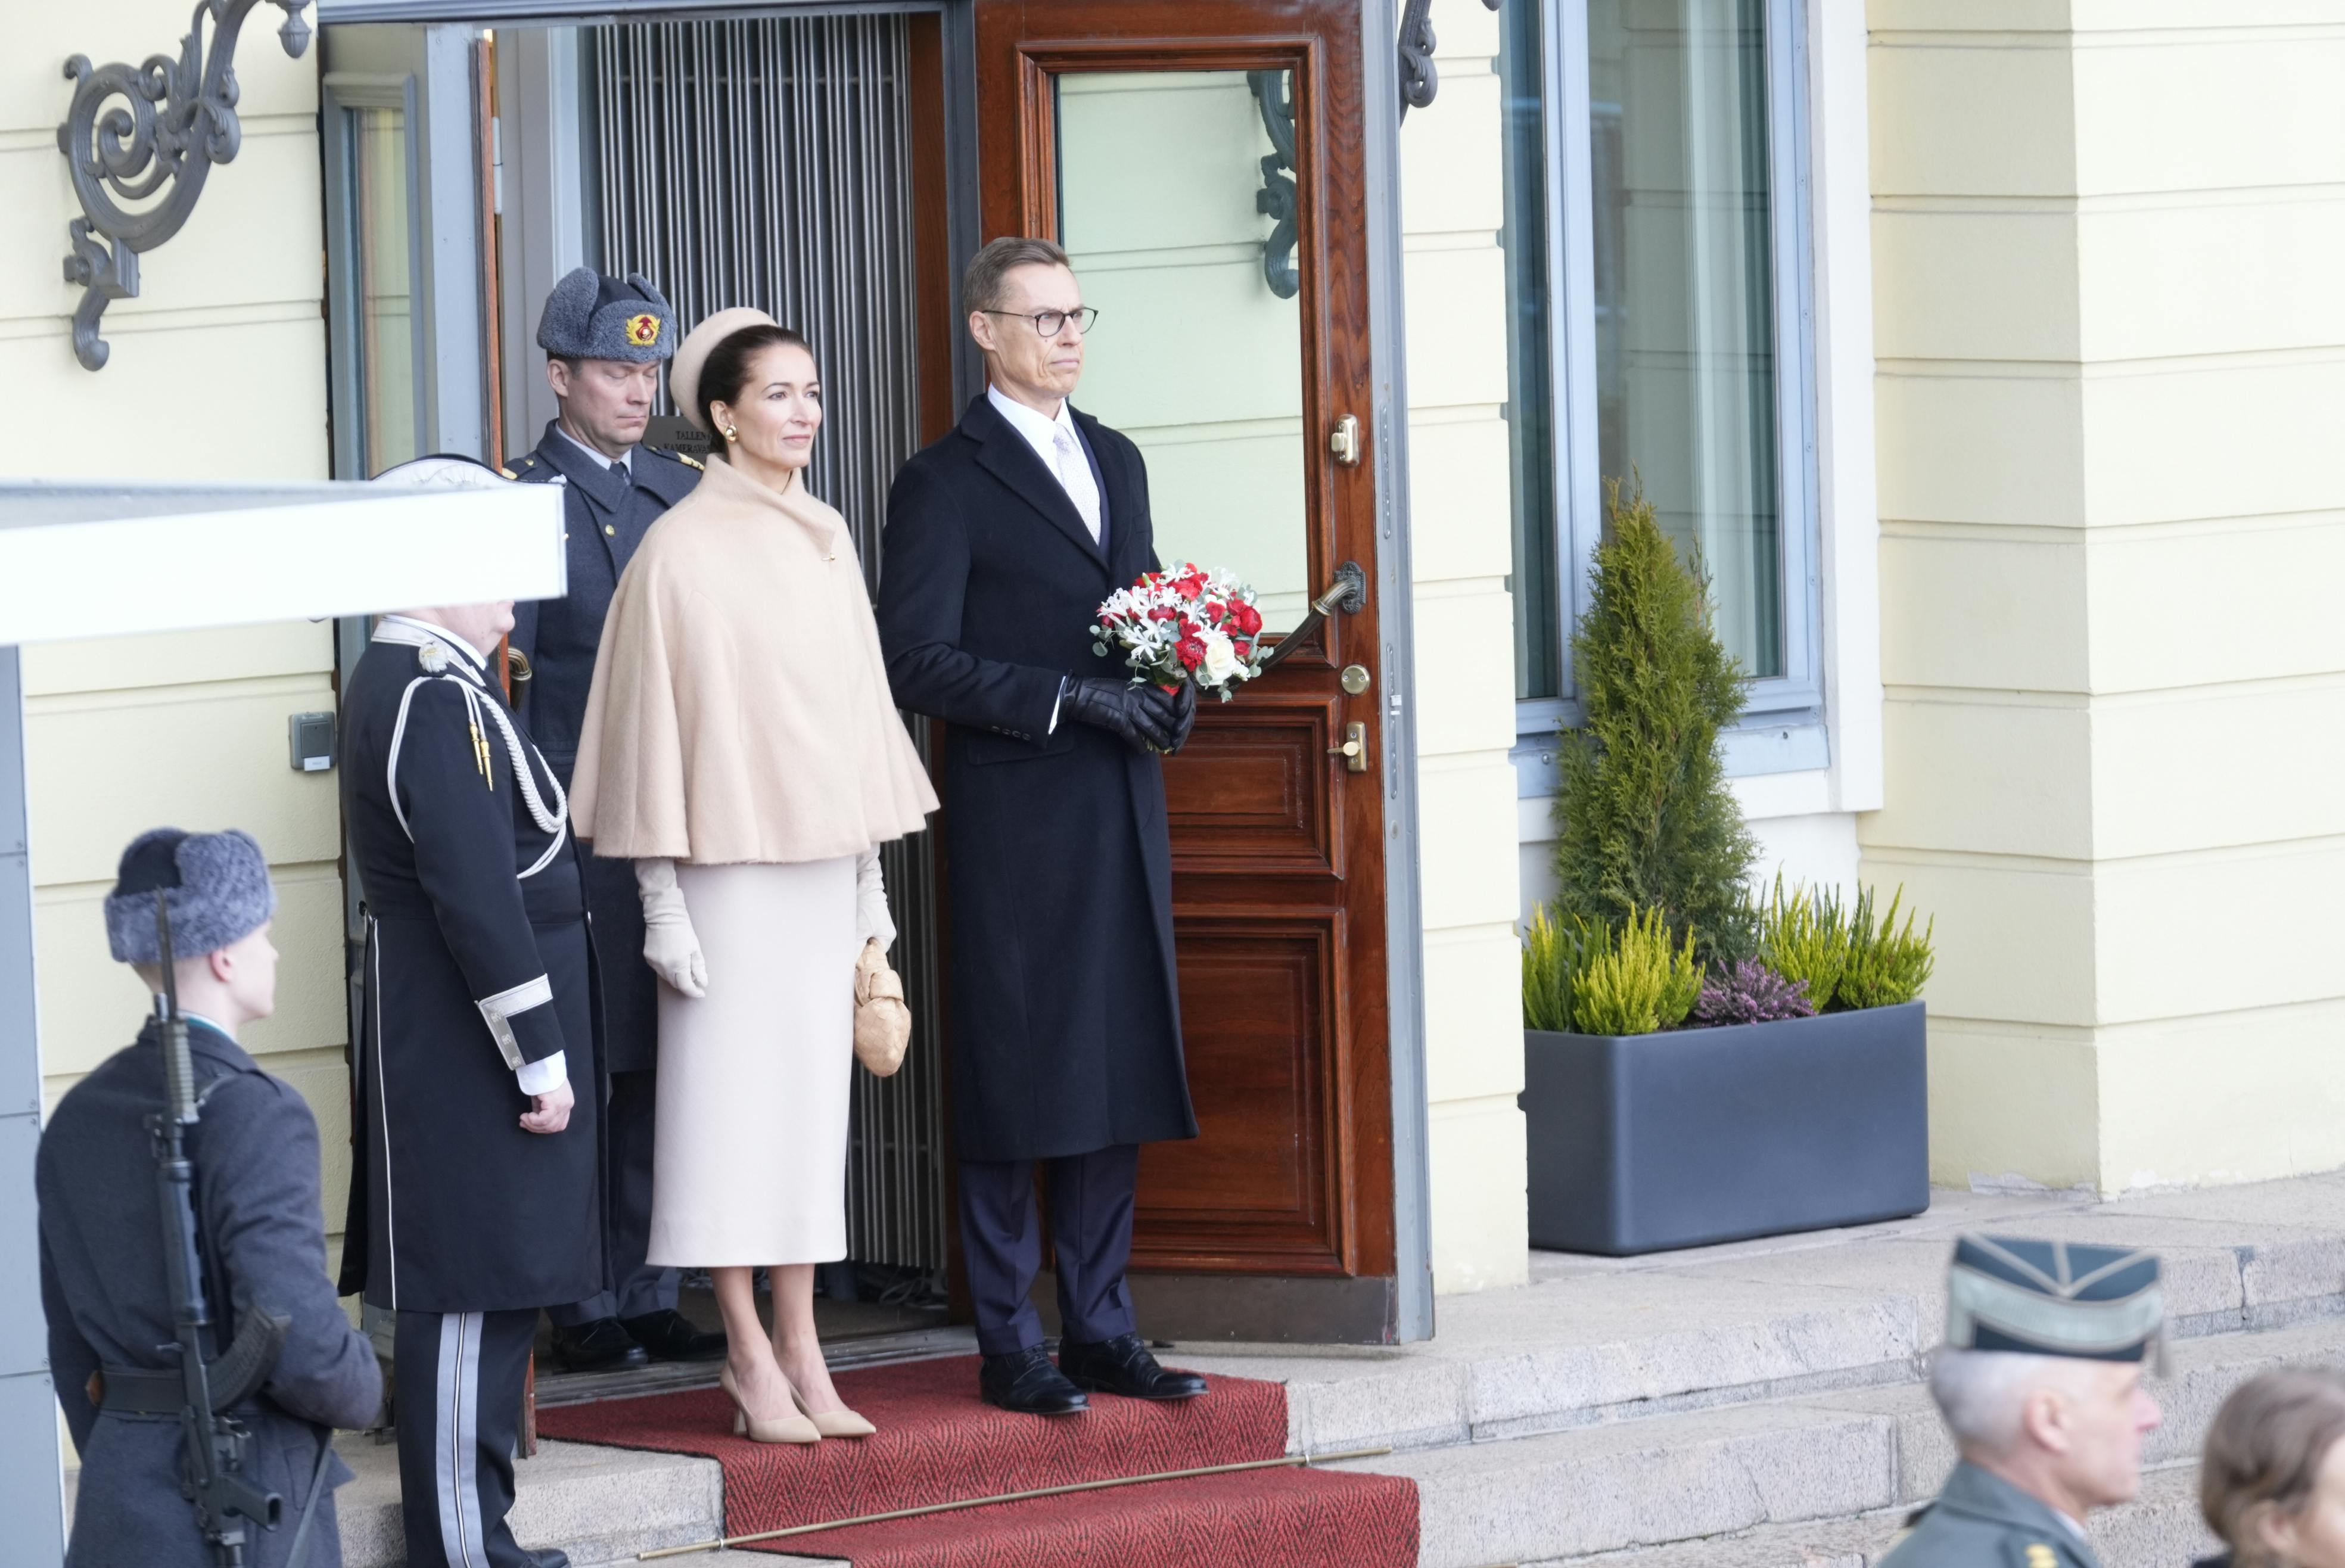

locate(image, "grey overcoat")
(38, 1019), (383, 1568)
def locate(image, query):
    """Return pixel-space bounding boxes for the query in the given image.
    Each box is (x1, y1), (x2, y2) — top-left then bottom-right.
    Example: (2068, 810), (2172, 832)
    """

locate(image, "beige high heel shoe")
(720, 1362), (822, 1444)
(788, 1377), (876, 1439)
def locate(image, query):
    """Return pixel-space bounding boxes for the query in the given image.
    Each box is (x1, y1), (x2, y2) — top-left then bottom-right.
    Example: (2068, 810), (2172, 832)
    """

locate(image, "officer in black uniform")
(339, 456), (604, 1568)
(1884, 1236), (2167, 1568)
(506, 267), (716, 1373)
(40, 827), (382, 1567)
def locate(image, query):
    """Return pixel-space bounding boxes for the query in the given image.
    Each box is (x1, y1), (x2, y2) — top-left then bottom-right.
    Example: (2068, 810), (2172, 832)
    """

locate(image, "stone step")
(1336, 1314), (2345, 1568)
(1536, 1463), (2215, 1568)
(1179, 1187), (2345, 1458)
(334, 1432), (839, 1567)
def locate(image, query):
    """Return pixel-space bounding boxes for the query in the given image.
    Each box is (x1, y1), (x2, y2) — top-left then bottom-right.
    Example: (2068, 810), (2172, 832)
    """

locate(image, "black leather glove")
(1063, 677), (1179, 752)
(1165, 679), (1199, 755)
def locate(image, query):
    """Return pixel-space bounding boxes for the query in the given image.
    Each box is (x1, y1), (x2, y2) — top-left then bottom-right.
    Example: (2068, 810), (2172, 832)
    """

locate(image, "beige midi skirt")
(646, 856), (859, 1267)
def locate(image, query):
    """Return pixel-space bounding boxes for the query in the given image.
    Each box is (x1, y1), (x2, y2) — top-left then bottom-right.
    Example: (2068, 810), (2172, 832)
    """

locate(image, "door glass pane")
(349, 105), (419, 477)
(1055, 69), (1311, 631)
(1590, 0), (1783, 677)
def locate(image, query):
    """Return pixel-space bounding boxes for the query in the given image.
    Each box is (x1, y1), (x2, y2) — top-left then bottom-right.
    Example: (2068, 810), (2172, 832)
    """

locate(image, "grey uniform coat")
(1879, 1461), (2104, 1568)
(38, 1019), (383, 1568)
(508, 425), (698, 1074)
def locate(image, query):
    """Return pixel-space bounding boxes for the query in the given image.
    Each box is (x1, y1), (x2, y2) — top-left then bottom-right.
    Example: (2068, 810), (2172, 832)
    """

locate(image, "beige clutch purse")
(854, 938), (911, 1077)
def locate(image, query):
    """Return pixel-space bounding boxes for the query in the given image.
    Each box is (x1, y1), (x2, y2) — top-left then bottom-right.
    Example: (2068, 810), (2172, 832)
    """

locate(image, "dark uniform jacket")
(876, 394), (1197, 1163)
(508, 423), (698, 1075)
(337, 617), (606, 1313)
(39, 1019), (382, 1568)
(1880, 1461), (2104, 1568)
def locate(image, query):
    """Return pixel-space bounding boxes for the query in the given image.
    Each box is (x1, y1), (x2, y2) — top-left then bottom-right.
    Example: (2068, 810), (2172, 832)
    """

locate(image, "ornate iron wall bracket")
(1398, 0), (1502, 121)
(1247, 70), (1300, 300)
(56, 0), (315, 371)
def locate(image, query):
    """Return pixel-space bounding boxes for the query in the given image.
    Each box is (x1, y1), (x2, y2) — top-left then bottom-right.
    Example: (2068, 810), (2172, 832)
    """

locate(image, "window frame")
(1510, 0), (1825, 795)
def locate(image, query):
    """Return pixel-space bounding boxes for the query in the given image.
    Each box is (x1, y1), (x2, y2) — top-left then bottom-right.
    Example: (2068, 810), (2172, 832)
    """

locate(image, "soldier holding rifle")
(38, 827), (381, 1567)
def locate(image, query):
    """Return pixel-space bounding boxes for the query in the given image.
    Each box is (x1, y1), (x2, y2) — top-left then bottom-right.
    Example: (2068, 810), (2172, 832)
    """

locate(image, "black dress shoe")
(979, 1346), (1090, 1416)
(1058, 1333), (1208, 1401)
(527, 1551), (570, 1568)
(549, 1318), (650, 1373)
(621, 1308), (726, 1362)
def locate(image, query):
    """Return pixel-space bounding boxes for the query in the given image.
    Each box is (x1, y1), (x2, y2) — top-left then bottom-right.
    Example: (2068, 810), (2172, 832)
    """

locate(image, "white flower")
(1199, 627), (1240, 685)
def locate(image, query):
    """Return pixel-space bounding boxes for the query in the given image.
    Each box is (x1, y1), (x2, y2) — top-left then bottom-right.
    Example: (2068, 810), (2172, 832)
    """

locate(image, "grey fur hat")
(103, 828), (277, 965)
(536, 268), (677, 363)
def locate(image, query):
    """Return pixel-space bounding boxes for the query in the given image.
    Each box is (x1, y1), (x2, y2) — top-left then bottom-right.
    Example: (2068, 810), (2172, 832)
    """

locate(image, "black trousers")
(548, 1069), (674, 1325)
(959, 1144), (1139, 1355)
(393, 1306), (538, 1568)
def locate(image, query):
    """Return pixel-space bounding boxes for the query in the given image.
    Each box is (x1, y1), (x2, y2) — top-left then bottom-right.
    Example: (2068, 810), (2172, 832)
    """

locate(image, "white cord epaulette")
(387, 672), (570, 879)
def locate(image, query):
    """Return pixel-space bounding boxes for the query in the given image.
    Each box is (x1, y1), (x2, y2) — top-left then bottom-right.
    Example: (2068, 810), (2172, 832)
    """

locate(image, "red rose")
(1176, 578), (1203, 601)
(1234, 602), (1263, 636)
(1175, 637), (1206, 670)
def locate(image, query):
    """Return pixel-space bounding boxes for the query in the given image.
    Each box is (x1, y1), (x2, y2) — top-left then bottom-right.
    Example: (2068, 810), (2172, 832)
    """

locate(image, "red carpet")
(536, 1355), (1417, 1566)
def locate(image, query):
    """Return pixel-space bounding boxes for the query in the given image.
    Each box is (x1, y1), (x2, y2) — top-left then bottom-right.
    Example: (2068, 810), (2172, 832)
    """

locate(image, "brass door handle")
(1329, 720), (1368, 772)
(1257, 561), (1368, 676)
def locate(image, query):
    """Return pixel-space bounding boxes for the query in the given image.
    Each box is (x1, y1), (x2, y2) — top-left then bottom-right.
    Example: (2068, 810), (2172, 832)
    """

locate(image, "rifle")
(150, 892), (288, 1567)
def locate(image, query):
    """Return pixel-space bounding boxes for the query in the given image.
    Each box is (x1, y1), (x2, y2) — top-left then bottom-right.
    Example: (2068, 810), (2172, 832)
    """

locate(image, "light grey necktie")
(1052, 425), (1102, 544)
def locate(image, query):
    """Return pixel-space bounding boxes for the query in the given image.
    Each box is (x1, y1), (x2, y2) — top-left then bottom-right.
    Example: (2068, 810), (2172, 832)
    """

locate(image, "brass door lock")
(1328, 720), (1369, 772)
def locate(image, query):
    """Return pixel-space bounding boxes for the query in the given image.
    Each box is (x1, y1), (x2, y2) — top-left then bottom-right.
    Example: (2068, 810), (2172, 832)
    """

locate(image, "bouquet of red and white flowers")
(1093, 562), (1267, 700)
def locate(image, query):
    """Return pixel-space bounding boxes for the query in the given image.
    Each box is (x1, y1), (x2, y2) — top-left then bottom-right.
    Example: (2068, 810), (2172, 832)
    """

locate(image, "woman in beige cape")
(572, 308), (936, 1441)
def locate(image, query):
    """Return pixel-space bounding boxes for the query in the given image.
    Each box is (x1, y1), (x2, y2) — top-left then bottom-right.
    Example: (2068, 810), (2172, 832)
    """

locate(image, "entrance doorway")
(318, 0), (1423, 1349)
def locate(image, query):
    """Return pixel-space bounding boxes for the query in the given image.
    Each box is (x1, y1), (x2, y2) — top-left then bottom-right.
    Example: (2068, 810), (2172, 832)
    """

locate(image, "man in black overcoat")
(41, 828), (382, 1568)
(341, 457), (604, 1568)
(505, 267), (718, 1374)
(878, 237), (1209, 1416)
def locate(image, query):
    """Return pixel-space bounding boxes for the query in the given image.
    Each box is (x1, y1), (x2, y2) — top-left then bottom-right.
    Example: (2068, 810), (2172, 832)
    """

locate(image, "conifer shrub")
(1836, 885), (1936, 1009)
(1568, 904), (1701, 1037)
(1552, 479), (1756, 957)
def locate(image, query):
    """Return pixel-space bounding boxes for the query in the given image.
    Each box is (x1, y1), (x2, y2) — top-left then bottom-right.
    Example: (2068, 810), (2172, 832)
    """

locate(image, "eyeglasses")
(981, 306), (1101, 340)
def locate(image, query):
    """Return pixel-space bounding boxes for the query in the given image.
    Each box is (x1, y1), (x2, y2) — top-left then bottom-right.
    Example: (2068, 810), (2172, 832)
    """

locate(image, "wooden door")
(976, 0), (1396, 1340)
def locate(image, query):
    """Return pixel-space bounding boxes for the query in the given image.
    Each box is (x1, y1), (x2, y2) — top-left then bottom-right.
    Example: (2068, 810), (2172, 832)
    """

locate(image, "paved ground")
(74, 1171), (2345, 1564)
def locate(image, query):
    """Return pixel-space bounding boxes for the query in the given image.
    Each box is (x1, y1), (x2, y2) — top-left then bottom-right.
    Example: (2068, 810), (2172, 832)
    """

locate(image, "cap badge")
(626, 313), (661, 347)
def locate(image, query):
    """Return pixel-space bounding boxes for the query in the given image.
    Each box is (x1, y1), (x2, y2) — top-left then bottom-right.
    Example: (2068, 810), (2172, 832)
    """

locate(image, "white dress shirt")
(989, 386), (1103, 735)
(555, 424), (635, 477)
(986, 385), (1100, 543)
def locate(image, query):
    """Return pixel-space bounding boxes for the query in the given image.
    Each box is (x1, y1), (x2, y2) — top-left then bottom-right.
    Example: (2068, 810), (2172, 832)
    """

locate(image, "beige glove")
(854, 938), (910, 1077)
(636, 857), (707, 999)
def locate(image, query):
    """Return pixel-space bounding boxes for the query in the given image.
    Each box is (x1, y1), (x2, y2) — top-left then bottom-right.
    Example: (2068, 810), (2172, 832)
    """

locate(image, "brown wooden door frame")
(974, 0), (1431, 1343)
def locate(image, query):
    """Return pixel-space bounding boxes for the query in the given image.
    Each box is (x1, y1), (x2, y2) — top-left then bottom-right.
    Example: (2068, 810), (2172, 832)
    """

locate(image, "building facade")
(7, 0), (2345, 1539)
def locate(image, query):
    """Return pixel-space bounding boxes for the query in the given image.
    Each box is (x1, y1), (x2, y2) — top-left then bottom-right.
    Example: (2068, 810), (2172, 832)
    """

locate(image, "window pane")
(1056, 70), (1312, 633)
(1499, 0), (1560, 701)
(349, 106), (418, 477)
(1590, 0), (1783, 677)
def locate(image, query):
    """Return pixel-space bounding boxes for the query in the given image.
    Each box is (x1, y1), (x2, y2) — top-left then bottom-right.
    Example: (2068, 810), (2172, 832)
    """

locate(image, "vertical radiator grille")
(587, 15), (945, 1271)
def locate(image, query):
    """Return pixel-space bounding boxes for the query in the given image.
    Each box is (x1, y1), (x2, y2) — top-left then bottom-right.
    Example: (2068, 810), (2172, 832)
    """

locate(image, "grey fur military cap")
(536, 268), (678, 363)
(104, 828), (277, 964)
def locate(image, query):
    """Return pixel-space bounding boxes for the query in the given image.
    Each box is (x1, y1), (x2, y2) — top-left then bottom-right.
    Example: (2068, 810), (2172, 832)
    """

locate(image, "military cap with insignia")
(536, 267), (678, 363)
(1948, 1234), (2166, 1369)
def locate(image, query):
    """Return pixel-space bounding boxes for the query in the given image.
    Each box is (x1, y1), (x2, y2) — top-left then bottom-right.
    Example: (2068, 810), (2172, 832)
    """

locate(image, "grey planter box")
(1521, 1000), (1928, 1256)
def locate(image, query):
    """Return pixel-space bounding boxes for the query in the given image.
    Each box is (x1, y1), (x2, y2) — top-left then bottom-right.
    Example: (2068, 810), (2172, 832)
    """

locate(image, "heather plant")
(1755, 874), (1851, 1011)
(1836, 885), (1936, 1009)
(1520, 904), (1582, 1033)
(1569, 904), (1700, 1037)
(1693, 959), (1815, 1027)
(1552, 478), (1757, 958)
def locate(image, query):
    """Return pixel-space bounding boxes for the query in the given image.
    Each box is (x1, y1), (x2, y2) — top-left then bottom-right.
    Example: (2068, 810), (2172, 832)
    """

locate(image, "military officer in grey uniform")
(341, 454), (604, 1568)
(1884, 1236), (2167, 1568)
(39, 827), (382, 1567)
(506, 267), (716, 1374)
